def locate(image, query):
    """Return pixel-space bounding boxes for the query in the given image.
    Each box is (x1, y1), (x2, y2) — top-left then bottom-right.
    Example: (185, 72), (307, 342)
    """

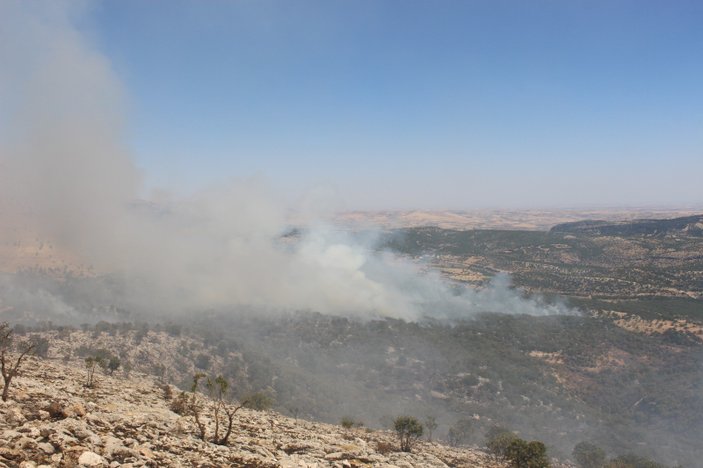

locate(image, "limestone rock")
(0, 356), (511, 468)
(78, 451), (106, 466)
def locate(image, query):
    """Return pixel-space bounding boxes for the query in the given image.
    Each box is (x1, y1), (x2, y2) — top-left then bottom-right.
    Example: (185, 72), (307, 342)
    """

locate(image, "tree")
(195, 353), (211, 370)
(107, 356), (121, 375)
(447, 418), (474, 447)
(181, 372), (206, 440)
(394, 416), (424, 452)
(29, 334), (50, 358)
(573, 442), (606, 468)
(205, 374), (252, 444)
(85, 355), (105, 388)
(1, 322), (36, 401)
(175, 373), (248, 445)
(424, 415), (438, 442)
(505, 439), (550, 468)
(486, 426), (519, 458)
(242, 390), (274, 411)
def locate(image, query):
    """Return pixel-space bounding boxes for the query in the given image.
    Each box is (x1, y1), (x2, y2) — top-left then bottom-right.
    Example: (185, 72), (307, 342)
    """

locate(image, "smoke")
(0, 1), (572, 321)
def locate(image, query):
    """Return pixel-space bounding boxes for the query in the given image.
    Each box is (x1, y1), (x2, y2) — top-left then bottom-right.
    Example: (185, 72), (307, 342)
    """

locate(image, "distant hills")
(332, 208), (703, 231)
(550, 214), (703, 237)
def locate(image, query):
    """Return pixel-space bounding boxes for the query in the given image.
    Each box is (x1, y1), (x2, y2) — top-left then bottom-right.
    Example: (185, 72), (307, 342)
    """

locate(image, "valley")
(1, 212), (701, 467)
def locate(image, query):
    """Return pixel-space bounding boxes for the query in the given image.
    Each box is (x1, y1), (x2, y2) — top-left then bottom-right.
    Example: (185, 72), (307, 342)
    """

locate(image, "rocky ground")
(0, 357), (508, 468)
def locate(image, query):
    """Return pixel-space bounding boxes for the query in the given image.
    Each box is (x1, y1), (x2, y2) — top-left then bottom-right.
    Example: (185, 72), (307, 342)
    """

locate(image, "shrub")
(486, 426), (519, 458)
(46, 401), (66, 419)
(85, 356), (105, 387)
(180, 373), (248, 445)
(170, 391), (190, 415)
(424, 415), (438, 442)
(242, 391), (274, 411)
(107, 356), (121, 375)
(447, 418), (474, 447)
(605, 454), (666, 468)
(29, 335), (50, 358)
(195, 353), (211, 370)
(394, 416), (424, 452)
(162, 383), (174, 400)
(0, 322), (35, 401)
(340, 416), (357, 429)
(376, 441), (395, 454)
(573, 442), (606, 468)
(505, 438), (550, 468)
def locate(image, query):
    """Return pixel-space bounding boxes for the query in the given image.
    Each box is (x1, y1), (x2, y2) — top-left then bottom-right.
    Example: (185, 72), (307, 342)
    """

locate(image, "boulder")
(78, 451), (106, 467)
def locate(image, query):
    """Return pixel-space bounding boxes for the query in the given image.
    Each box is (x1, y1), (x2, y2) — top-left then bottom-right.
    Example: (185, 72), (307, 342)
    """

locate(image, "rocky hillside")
(0, 356), (509, 468)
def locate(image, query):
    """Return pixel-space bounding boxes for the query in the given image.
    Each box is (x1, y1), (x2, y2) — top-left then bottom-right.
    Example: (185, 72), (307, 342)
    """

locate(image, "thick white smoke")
(0, 2), (572, 321)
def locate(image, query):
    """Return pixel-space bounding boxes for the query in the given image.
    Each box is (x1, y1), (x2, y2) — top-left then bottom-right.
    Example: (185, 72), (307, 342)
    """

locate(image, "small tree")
(242, 390), (274, 411)
(505, 439), (550, 468)
(187, 373), (208, 440)
(486, 426), (519, 458)
(206, 375), (238, 445)
(195, 353), (211, 370)
(176, 373), (247, 445)
(340, 416), (356, 429)
(29, 335), (50, 358)
(85, 355), (105, 388)
(573, 442), (606, 468)
(1, 322), (36, 401)
(424, 415), (438, 442)
(394, 416), (424, 452)
(447, 418), (474, 447)
(107, 356), (121, 375)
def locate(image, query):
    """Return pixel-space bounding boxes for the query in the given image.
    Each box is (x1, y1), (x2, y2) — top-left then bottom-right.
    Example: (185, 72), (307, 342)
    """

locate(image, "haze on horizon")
(3, 0), (702, 211)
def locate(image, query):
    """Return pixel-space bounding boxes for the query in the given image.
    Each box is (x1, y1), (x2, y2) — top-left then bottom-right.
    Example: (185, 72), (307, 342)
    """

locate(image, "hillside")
(332, 209), (703, 232)
(1, 213), (701, 467)
(378, 223), (703, 300)
(550, 214), (703, 237)
(0, 356), (509, 468)
(7, 310), (699, 468)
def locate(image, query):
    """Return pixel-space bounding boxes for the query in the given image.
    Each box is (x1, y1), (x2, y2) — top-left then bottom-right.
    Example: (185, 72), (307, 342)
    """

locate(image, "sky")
(13, 1), (703, 209)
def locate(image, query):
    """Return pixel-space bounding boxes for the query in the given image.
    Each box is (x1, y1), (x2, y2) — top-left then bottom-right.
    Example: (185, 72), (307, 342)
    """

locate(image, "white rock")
(6, 407), (26, 425)
(38, 442), (55, 455)
(78, 450), (106, 466)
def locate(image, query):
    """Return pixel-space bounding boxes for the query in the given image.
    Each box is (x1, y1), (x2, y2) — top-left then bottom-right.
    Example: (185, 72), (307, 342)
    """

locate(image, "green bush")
(340, 416), (361, 429)
(393, 416), (424, 452)
(486, 426), (519, 458)
(505, 438), (550, 468)
(242, 391), (274, 411)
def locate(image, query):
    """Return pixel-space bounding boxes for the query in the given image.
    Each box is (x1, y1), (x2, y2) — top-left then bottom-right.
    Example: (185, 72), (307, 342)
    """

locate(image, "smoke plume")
(0, 1), (572, 321)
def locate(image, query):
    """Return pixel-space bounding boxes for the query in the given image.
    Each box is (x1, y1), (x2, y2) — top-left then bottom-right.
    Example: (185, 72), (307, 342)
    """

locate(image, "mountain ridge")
(550, 214), (703, 237)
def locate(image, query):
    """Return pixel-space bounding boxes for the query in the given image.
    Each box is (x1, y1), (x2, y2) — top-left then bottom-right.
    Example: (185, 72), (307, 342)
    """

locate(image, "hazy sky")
(42, 2), (703, 208)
